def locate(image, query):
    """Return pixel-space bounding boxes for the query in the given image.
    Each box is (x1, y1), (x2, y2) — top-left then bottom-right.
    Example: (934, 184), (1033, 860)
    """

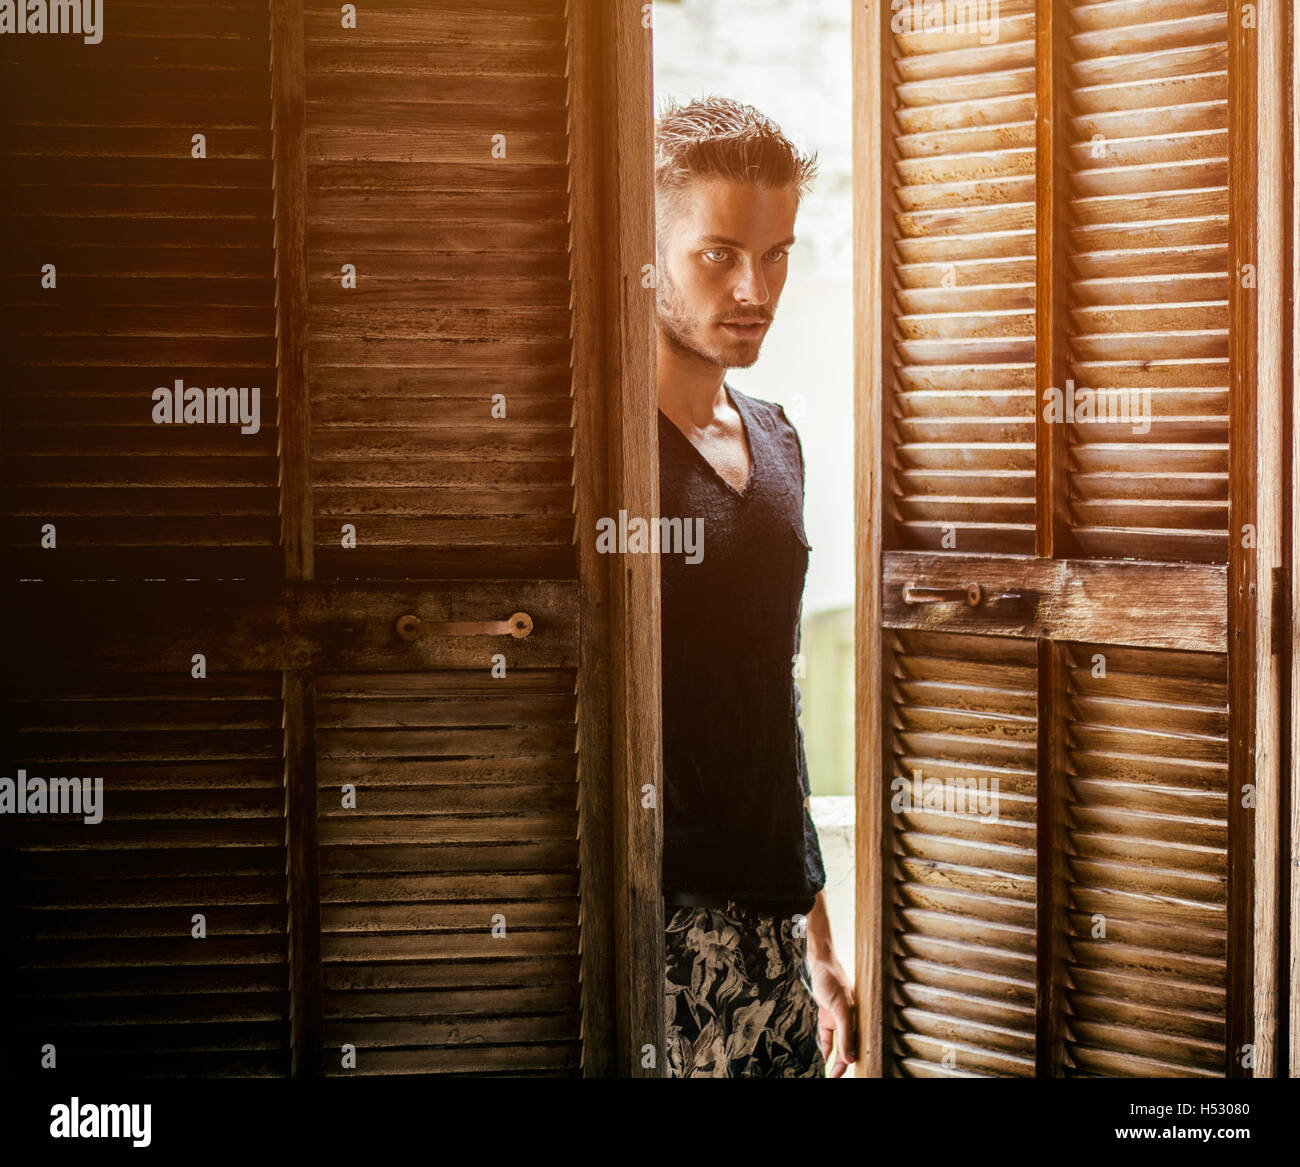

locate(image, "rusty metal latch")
(903, 583), (983, 607)
(396, 612), (534, 641)
(902, 585), (1034, 611)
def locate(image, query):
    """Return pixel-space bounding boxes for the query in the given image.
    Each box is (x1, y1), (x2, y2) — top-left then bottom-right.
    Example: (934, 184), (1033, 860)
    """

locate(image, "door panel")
(1064, 0), (1230, 562)
(856, 0), (1281, 1078)
(292, 0), (585, 1076)
(0, 0), (288, 1079)
(302, 0), (576, 582)
(0, 0), (281, 581)
(1, 0), (646, 1079)
(887, 3), (1038, 556)
(314, 657), (583, 1076)
(885, 630), (1038, 1078)
(2, 670), (290, 1076)
(1061, 642), (1229, 1078)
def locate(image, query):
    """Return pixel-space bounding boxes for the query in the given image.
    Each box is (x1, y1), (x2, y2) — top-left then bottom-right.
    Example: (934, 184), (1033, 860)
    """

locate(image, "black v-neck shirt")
(657, 383), (827, 915)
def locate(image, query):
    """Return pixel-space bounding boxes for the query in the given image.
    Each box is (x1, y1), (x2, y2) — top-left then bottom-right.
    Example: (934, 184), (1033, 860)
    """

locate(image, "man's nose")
(733, 259), (770, 305)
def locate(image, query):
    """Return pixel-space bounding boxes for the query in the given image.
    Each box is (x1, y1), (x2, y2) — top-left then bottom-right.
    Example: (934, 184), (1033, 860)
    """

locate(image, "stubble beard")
(655, 269), (762, 371)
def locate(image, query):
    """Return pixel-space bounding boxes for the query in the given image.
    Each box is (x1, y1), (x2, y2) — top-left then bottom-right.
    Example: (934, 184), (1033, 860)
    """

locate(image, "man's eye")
(703, 249), (729, 262)
(768, 248), (790, 262)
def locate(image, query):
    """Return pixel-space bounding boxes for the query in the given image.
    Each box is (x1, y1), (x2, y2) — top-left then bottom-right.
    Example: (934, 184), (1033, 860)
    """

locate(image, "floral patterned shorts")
(663, 901), (825, 1078)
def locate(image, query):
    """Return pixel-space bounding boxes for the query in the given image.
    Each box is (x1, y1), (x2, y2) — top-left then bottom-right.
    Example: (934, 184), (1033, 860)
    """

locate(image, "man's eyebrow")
(697, 234), (797, 248)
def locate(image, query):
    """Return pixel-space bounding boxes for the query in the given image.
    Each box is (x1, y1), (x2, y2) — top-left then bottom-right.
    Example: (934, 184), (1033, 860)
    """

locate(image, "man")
(654, 95), (856, 1078)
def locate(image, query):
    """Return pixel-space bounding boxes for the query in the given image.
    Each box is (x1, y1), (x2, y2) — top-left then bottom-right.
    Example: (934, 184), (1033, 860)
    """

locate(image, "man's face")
(655, 177), (799, 370)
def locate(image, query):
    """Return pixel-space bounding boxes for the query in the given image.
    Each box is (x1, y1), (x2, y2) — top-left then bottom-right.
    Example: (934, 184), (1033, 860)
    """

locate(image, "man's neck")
(656, 327), (729, 430)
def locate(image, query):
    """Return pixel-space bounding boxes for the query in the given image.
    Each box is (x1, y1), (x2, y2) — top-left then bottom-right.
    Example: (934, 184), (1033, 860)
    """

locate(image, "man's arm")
(795, 624), (855, 1075)
(804, 814), (857, 1077)
(789, 462), (854, 1075)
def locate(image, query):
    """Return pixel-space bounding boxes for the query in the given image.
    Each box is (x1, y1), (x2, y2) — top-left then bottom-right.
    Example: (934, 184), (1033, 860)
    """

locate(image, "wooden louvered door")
(854, 0), (1286, 1078)
(291, 0), (594, 1080)
(2, 0), (659, 1079)
(0, 0), (292, 1078)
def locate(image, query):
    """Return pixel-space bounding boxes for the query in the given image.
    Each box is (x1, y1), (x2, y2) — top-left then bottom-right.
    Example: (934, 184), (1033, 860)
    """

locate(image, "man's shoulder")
(728, 384), (797, 434)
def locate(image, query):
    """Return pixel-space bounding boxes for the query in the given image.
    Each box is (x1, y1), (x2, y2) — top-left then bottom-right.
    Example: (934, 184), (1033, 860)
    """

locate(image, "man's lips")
(720, 320), (769, 338)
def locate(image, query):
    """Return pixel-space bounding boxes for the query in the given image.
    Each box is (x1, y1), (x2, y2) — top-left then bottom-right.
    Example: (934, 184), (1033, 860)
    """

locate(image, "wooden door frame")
(1288, 0), (1300, 1081)
(853, 0), (1291, 1077)
(1229, 0), (1286, 1080)
(567, 0), (662, 1077)
(852, 0), (886, 1078)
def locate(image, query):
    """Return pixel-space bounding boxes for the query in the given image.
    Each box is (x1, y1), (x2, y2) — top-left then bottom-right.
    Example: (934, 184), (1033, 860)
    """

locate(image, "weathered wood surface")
(882, 553), (1227, 653)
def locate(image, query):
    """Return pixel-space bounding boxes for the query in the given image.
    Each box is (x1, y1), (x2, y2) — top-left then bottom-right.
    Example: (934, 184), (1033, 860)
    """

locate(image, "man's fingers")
(842, 1002), (858, 1062)
(834, 1009), (852, 1074)
(816, 989), (857, 1075)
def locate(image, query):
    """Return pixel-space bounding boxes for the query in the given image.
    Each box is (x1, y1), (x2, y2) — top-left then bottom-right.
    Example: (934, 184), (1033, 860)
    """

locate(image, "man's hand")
(805, 890), (856, 1077)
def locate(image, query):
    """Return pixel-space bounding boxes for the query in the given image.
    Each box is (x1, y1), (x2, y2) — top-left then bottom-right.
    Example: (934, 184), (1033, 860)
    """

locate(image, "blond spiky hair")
(654, 95), (819, 220)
